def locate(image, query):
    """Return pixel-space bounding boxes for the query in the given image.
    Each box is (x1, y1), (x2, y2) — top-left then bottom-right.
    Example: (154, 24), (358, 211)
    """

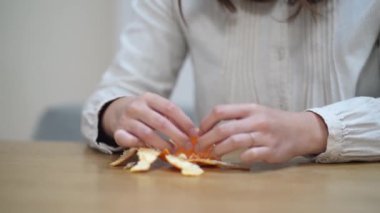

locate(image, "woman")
(82, 0), (380, 164)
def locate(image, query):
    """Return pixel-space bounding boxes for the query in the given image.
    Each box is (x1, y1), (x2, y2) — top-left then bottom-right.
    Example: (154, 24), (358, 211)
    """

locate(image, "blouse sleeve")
(308, 97), (380, 163)
(81, 0), (187, 154)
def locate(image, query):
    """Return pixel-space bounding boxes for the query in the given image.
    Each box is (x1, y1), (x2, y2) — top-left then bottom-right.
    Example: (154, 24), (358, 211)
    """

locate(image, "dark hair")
(179, 0), (325, 24)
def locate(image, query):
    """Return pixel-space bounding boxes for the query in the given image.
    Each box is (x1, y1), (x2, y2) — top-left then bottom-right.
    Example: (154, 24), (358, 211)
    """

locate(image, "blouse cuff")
(307, 107), (345, 163)
(307, 97), (380, 163)
(81, 88), (130, 154)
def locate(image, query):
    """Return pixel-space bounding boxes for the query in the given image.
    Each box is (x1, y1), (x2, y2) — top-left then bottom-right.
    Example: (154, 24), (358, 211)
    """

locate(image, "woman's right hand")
(101, 92), (196, 151)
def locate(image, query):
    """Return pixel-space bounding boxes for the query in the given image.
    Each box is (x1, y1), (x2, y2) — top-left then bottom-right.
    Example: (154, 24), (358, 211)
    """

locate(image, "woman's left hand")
(197, 104), (328, 164)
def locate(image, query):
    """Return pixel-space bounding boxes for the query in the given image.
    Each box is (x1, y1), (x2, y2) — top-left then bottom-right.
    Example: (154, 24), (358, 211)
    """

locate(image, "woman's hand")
(102, 92), (196, 151)
(197, 104), (328, 164)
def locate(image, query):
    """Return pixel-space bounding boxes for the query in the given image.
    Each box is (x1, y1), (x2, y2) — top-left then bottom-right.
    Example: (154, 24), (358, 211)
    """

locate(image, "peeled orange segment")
(110, 148), (138, 167)
(130, 148), (160, 172)
(165, 154), (204, 176)
(189, 158), (250, 170)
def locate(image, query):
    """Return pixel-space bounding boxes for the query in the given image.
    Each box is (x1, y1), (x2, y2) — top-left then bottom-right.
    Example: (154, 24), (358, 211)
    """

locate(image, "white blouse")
(81, 0), (380, 163)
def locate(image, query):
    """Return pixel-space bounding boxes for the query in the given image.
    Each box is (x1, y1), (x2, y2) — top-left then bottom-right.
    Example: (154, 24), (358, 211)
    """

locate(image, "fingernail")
(189, 128), (199, 136)
(168, 139), (176, 148)
(114, 129), (126, 139)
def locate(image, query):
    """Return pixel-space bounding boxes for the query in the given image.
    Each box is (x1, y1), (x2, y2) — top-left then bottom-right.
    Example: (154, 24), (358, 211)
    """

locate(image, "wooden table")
(0, 141), (379, 213)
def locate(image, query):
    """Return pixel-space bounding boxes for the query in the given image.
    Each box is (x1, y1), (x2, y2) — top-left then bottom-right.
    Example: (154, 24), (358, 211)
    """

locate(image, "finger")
(240, 147), (271, 164)
(199, 104), (253, 134)
(125, 120), (173, 151)
(114, 129), (144, 148)
(143, 93), (196, 136)
(134, 104), (190, 149)
(214, 132), (262, 157)
(197, 118), (254, 152)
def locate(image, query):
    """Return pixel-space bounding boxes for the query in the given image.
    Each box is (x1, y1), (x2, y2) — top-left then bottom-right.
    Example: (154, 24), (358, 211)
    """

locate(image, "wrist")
(302, 112), (328, 156)
(96, 98), (123, 147)
(101, 97), (125, 137)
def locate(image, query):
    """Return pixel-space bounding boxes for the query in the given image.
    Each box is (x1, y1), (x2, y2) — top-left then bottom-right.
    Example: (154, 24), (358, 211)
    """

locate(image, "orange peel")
(110, 136), (248, 176)
(130, 148), (160, 172)
(165, 154), (204, 176)
(110, 148), (137, 167)
(189, 158), (249, 170)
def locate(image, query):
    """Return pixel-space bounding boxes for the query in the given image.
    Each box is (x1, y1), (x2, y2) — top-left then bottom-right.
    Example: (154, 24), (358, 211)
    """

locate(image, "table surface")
(0, 141), (379, 213)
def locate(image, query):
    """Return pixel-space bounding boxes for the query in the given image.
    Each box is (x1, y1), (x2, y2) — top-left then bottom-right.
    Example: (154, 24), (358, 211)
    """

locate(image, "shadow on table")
(249, 157), (313, 173)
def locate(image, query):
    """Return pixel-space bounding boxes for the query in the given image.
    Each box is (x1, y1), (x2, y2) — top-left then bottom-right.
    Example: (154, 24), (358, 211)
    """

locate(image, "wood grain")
(0, 141), (379, 213)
